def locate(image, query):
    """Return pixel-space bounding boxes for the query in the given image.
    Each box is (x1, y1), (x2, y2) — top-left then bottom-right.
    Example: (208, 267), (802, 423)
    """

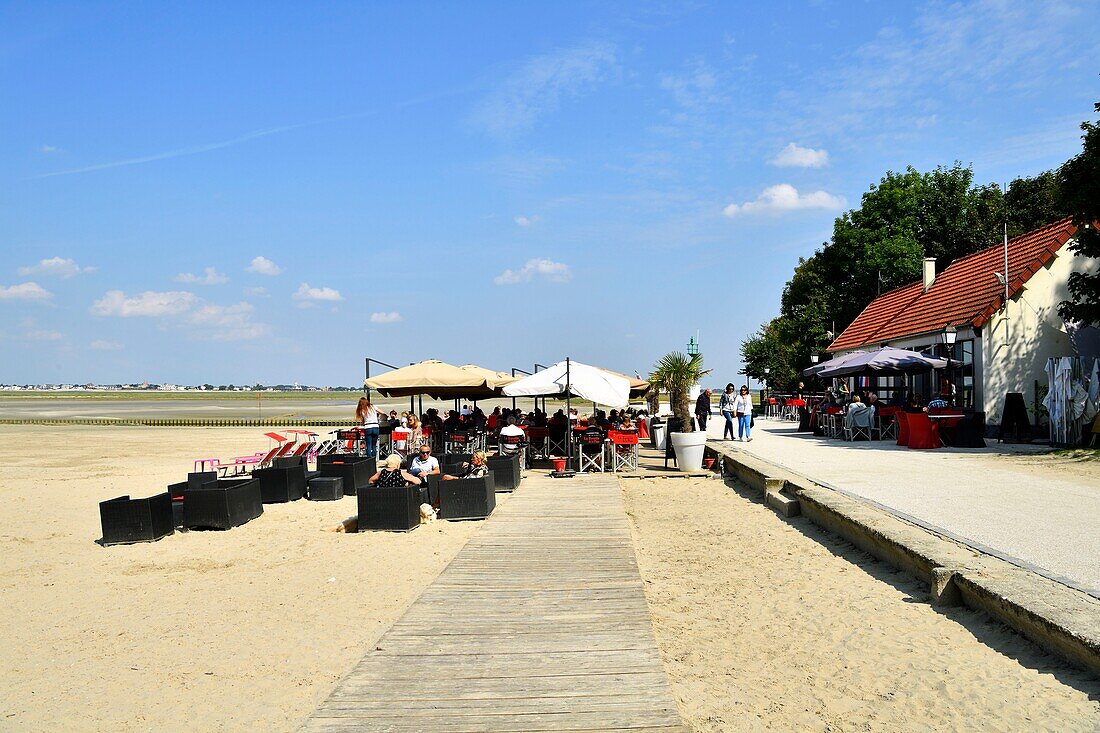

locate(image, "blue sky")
(2, 0), (1098, 385)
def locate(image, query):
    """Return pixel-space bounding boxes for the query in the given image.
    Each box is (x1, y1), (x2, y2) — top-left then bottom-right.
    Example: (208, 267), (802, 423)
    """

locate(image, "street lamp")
(940, 324), (957, 406)
(763, 367), (770, 414)
(810, 353), (820, 364)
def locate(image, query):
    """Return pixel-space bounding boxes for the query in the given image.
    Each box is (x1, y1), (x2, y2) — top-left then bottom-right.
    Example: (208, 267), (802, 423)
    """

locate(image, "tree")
(1005, 170), (1071, 236)
(649, 352), (710, 433)
(1058, 102), (1100, 325)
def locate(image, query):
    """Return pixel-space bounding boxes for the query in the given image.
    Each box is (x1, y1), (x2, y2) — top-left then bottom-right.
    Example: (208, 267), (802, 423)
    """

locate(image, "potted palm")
(650, 352), (711, 471)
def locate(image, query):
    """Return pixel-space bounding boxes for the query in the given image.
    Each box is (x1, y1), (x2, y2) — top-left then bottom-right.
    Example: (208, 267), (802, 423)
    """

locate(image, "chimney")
(922, 257), (936, 292)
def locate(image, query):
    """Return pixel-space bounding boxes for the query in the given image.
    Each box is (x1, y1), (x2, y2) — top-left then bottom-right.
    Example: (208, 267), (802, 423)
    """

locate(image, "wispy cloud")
(494, 258), (572, 285)
(770, 143), (829, 168)
(31, 86), (477, 180)
(39, 145), (61, 154)
(26, 329), (62, 341)
(244, 286), (268, 297)
(188, 302), (269, 341)
(514, 215), (540, 227)
(723, 184), (844, 216)
(90, 339), (123, 351)
(18, 257), (95, 279)
(91, 290), (197, 317)
(293, 283), (343, 304)
(246, 256), (282, 276)
(0, 282), (53, 301)
(175, 267), (228, 285)
(471, 41), (616, 137)
(369, 311), (402, 324)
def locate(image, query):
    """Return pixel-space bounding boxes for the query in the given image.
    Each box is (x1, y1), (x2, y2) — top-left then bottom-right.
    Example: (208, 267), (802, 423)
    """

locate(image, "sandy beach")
(0, 426), (485, 731)
(622, 475), (1100, 731)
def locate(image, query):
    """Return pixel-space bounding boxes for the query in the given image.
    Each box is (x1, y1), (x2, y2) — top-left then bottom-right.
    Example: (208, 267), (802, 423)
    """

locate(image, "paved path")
(708, 418), (1100, 596)
(301, 474), (686, 733)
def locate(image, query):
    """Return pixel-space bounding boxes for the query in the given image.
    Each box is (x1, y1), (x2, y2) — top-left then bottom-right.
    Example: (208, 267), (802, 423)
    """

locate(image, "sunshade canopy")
(815, 347), (948, 378)
(458, 364), (518, 390)
(364, 359), (509, 399)
(503, 360), (631, 407)
(801, 350), (868, 377)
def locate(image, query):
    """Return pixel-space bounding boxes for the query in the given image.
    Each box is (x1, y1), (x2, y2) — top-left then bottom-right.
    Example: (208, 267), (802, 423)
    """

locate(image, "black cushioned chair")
(487, 453), (521, 491)
(319, 457), (375, 496)
(357, 485), (421, 532)
(183, 477), (263, 530)
(307, 476), (343, 501)
(253, 464), (307, 503)
(99, 492), (174, 545)
(429, 472), (495, 520)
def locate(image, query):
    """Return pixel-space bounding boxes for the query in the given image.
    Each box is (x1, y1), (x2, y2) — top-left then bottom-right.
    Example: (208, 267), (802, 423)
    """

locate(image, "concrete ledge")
(706, 439), (1100, 677)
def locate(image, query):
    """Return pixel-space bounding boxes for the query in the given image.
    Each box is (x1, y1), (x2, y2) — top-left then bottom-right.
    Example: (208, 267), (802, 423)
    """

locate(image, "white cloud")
(175, 267), (228, 285)
(187, 302), (269, 341)
(246, 256), (282, 276)
(40, 145), (61, 154)
(244, 286), (268, 297)
(26, 330), (62, 341)
(472, 41), (616, 137)
(293, 283), (343, 303)
(723, 184), (845, 217)
(90, 340), (123, 351)
(770, 143), (829, 168)
(514, 215), (541, 227)
(91, 290), (197, 317)
(18, 257), (95, 279)
(0, 282), (53, 301)
(369, 311), (402, 324)
(494, 258), (572, 286)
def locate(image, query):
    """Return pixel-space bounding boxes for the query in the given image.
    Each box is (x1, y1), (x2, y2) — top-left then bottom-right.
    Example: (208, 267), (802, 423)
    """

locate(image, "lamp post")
(763, 367), (770, 416)
(940, 324), (957, 406)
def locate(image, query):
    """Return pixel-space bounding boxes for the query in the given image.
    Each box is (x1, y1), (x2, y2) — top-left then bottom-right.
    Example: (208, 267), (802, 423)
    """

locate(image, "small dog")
(420, 504), (437, 524)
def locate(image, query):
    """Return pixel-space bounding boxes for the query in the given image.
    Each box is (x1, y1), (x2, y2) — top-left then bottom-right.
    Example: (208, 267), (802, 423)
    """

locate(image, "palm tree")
(649, 352), (711, 433)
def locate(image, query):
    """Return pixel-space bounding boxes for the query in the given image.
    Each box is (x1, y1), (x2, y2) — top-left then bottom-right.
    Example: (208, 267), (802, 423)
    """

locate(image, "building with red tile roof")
(827, 218), (1096, 427)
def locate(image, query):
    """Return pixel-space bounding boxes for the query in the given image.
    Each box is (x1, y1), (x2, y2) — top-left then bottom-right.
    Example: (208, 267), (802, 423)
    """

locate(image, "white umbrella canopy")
(815, 347), (948, 378)
(503, 360), (631, 407)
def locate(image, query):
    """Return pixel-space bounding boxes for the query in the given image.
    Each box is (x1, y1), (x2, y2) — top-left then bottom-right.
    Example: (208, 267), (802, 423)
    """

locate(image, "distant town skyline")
(3, 2), (1098, 385)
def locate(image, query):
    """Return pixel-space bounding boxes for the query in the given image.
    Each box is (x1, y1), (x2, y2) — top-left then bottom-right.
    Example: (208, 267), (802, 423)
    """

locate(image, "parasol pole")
(566, 357), (572, 463)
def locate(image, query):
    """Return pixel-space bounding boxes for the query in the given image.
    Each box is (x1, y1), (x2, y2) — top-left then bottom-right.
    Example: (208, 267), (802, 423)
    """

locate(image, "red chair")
(896, 411), (910, 447)
(906, 412), (941, 449)
(637, 419), (650, 440)
(607, 430), (639, 472)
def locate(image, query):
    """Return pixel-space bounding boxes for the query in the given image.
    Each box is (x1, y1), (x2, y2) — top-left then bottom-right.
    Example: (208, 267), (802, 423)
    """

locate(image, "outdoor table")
(928, 412), (965, 446)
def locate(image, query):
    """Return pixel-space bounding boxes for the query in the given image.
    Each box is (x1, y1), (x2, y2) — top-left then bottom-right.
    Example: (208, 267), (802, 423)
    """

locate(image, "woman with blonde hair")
(355, 396), (380, 458)
(442, 450), (488, 480)
(406, 414), (424, 450)
(368, 454), (419, 488)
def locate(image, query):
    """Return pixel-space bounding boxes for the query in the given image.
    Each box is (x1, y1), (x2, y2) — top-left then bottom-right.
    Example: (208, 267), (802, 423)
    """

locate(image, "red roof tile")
(828, 218), (1077, 351)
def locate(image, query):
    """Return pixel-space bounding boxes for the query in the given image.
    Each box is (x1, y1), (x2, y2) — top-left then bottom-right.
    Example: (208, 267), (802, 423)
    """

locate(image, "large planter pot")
(183, 478), (263, 530)
(670, 431), (707, 472)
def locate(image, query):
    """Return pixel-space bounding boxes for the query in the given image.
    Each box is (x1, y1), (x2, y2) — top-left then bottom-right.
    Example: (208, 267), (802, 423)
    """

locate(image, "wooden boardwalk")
(301, 473), (687, 733)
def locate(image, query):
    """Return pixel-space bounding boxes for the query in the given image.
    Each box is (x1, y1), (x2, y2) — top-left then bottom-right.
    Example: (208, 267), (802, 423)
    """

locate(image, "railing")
(0, 417), (360, 427)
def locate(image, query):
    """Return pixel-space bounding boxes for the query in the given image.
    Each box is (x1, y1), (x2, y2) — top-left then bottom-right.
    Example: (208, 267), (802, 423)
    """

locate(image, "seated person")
(368, 454), (420, 488)
(408, 445), (440, 484)
(904, 394), (926, 413)
(469, 407), (487, 430)
(866, 392), (880, 412)
(619, 416), (635, 431)
(442, 410), (461, 432)
(845, 395), (866, 414)
(548, 410), (568, 431)
(927, 396), (949, 410)
(498, 416), (525, 457)
(442, 450), (489, 480)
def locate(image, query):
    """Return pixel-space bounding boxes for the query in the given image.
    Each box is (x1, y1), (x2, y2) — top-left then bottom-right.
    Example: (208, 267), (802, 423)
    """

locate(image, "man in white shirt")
(409, 445), (440, 484)
(499, 416), (526, 458)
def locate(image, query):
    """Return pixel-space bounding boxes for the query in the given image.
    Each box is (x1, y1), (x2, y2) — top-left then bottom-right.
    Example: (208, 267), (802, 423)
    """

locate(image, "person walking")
(355, 396), (380, 458)
(718, 383), (737, 440)
(694, 389), (712, 431)
(735, 385), (754, 441)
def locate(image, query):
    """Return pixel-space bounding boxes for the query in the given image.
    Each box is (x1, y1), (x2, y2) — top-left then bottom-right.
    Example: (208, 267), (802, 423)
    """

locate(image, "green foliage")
(1059, 102), (1100, 325)
(743, 156), (1085, 381)
(649, 352), (710, 432)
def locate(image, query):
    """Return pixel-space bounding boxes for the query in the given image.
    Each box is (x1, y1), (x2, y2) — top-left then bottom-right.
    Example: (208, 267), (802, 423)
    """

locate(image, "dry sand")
(622, 476), (1100, 732)
(0, 426), (485, 731)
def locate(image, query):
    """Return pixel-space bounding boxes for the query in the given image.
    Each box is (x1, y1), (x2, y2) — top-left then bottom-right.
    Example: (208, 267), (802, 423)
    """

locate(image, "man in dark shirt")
(695, 389), (712, 431)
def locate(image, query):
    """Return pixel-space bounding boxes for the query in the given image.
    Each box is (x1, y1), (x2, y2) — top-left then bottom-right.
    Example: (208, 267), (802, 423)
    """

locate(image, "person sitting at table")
(442, 450), (489, 480)
(443, 410), (461, 432)
(405, 415), (424, 449)
(531, 410), (547, 428)
(369, 454), (420, 488)
(927, 395), (948, 410)
(608, 409), (620, 426)
(408, 444), (439, 481)
(904, 394), (927, 413)
(469, 406), (487, 430)
(619, 416), (635, 431)
(866, 392), (880, 412)
(488, 407), (502, 431)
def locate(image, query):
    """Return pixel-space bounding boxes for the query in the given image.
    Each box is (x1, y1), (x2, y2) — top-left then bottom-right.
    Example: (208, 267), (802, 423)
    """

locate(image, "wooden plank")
(300, 474), (687, 732)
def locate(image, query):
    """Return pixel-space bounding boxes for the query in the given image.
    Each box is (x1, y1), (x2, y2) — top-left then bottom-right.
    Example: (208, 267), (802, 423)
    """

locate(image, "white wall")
(981, 241), (1099, 425)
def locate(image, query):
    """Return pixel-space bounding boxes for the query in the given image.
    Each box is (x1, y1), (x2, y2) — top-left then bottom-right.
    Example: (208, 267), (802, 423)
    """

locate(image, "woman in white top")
(734, 385), (754, 442)
(356, 396), (380, 457)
